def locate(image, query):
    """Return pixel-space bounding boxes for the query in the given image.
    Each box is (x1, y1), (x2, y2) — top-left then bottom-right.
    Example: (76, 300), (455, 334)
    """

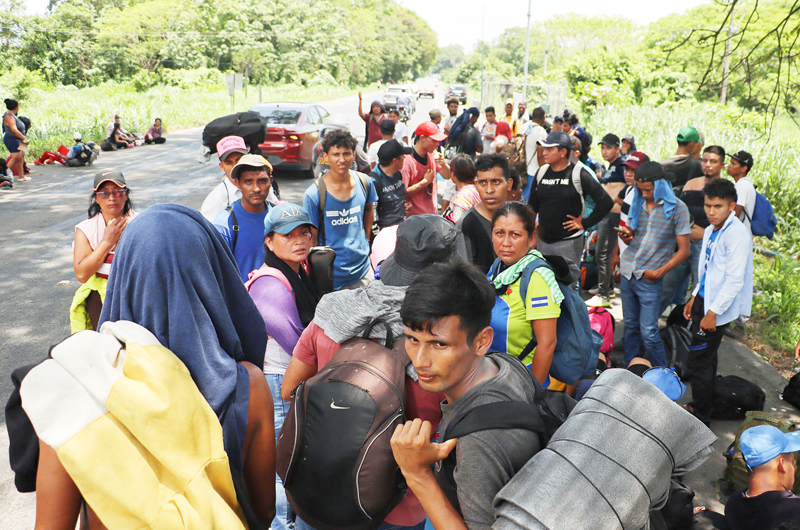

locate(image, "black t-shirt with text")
(369, 166), (406, 228)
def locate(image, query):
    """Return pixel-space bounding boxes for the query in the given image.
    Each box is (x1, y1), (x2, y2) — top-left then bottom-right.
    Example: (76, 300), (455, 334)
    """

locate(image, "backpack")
(437, 354), (576, 502)
(500, 134), (528, 177)
(224, 199), (276, 252)
(660, 325), (692, 380)
(506, 254), (603, 385)
(744, 190), (778, 239)
(588, 307), (615, 354)
(724, 411), (800, 495)
(276, 319), (409, 530)
(314, 170), (370, 245)
(782, 372), (800, 410)
(712, 375), (766, 420)
(536, 163), (585, 216)
(202, 111), (267, 157)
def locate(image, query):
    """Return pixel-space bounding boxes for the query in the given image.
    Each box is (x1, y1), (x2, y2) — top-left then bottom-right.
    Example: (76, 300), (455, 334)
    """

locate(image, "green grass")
(586, 102), (800, 358)
(3, 82), (367, 159)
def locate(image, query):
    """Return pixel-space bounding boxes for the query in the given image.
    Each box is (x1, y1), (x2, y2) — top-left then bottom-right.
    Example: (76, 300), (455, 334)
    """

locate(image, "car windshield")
(387, 88), (402, 93)
(251, 106), (302, 124)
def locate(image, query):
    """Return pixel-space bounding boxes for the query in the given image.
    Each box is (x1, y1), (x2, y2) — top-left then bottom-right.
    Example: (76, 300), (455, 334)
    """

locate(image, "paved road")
(2, 85), (798, 526)
(0, 87), (449, 527)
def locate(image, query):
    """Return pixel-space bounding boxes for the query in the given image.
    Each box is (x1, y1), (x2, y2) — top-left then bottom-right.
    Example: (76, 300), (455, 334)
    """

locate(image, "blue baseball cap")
(538, 131), (573, 151)
(263, 202), (316, 236)
(740, 425), (800, 469)
(642, 367), (686, 401)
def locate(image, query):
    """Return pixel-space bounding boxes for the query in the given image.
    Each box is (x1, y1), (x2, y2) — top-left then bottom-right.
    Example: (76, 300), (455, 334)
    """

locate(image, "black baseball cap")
(553, 116), (564, 123)
(377, 140), (412, 163)
(379, 119), (396, 134)
(93, 170), (126, 191)
(730, 150), (754, 170)
(538, 131), (573, 151)
(635, 161), (676, 183)
(599, 133), (620, 147)
(380, 215), (458, 287)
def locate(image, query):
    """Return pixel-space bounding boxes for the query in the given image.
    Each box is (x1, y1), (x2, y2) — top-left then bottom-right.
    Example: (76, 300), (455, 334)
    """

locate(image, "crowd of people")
(7, 95), (797, 530)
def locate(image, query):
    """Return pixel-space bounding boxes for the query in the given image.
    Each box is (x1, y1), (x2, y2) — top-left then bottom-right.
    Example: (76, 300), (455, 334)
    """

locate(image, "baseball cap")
(429, 109), (442, 119)
(217, 136), (249, 161)
(622, 151), (649, 170)
(538, 131), (573, 151)
(635, 161), (676, 183)
(740, 425), (800, 469)
(380, 215), (458, 287)
(506, 98), (514, 105)
(93, 170), (126, 191)
(599, 133), (620, 147)
(676, 126), (700, 143)
(379, 119), (396, 134)
(642, 367), (686, 401)
(730, 150), (754, 170)
(623, 134), (635, 144)
(553, 116), (564, 123)
(73, 132), (82, 142)
(113, 114), (120, 120)
(231, 154), (273, 181)
(378, 140), (412, 163)
(263, 202), (316, 236)
(414, 121), (447, 141)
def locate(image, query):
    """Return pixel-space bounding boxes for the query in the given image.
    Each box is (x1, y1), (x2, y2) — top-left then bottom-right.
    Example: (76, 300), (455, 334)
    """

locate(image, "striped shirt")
(621, 199), (690, 280)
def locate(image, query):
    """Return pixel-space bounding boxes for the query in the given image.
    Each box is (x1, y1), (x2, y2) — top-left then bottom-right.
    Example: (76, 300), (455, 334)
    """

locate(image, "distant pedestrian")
(727, 150), (757, 234)
(357, 93), (387, 148)
(522, 106), (547, 202)
(388, 109), (410, 146)
(370, 140), (411, 230)
(443, 97), (460, 133)
(366, 119), (395, 170)
(500, 98), (520, 136)
(621, 134), (636, 156)
(402, 121), (448, 217)
(660, 126), (704, 188)
(3, 98), (29, 182)
(105, 114), (135, 144)
(144, 118), (166, 144)
(517, 101), (530, 126)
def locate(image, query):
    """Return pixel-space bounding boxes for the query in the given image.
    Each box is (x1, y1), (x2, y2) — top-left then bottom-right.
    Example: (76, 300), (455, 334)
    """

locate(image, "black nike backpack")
(276, 320), (409, 530)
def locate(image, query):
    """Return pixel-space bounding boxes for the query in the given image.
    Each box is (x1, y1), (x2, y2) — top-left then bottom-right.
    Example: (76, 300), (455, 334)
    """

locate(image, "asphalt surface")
(2, 86), (798, 526)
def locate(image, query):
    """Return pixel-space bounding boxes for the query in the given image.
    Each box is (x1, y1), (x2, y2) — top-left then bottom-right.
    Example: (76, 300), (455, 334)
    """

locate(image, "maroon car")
(249, 103), (330, 174)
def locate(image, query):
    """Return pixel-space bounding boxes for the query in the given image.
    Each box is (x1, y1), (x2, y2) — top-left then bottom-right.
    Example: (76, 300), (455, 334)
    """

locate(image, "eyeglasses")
(95, 189), (128, 199)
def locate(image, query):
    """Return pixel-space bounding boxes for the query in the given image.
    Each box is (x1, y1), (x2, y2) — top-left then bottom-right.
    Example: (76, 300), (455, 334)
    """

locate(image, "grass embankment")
(586, 103), (800, 373)
(3, 83), (367, 159)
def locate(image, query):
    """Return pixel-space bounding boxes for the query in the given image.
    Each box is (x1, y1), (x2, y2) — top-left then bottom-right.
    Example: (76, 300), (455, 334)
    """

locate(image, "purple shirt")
(249, 275), (305, 374)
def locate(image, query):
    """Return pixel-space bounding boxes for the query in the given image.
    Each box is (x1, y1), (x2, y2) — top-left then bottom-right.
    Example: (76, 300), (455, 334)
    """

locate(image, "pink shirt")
(367, 114), (386, 146)
(401, 152), (438, 216)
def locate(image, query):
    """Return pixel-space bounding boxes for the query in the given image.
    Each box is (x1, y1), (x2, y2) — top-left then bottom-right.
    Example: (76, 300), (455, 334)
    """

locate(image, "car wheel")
(305, 162), (316, 179)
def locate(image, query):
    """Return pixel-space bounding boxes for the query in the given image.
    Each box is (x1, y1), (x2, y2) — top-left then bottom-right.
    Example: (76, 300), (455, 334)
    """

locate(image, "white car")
(382, 85), (416, 113)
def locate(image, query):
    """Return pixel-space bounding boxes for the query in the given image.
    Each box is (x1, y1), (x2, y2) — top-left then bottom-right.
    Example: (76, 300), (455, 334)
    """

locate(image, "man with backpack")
(281, 214), (459, 530)
(528, 131), (614, 286)
(391, 260), (556, 530)
(213, 154), (275, 282)
(522, 106), (547, 202)
(304, 128), (378, 291)
(370, 140), (411, 230)
(727, 150), (757, 234)
(682, 178), (753, 426)
(402, 121), (449, 216)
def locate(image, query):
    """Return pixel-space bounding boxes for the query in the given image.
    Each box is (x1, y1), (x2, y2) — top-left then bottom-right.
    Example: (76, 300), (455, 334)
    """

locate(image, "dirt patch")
(733, 323), (798, 379)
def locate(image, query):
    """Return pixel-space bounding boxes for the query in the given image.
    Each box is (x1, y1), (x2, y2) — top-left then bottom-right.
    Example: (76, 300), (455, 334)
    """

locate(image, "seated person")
(108, 122), (133, 149)
(725, 425), (800, 530)
(144, 118), (166, 144)
(0, 158), (12, 189)
(391, 260), (543, 530)
(65, 132), (98, 167)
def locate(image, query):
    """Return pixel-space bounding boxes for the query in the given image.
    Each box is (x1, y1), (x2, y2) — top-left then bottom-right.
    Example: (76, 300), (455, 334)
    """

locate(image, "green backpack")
(724, 410), (800, 494)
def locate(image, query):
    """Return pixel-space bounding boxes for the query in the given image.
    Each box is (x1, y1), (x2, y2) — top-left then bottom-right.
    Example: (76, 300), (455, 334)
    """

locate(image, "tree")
(433, 45), (465, 73)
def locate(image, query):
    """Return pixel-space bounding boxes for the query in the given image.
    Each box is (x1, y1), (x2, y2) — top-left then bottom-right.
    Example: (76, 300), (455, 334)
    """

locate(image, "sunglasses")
(95, 189), (128, 199)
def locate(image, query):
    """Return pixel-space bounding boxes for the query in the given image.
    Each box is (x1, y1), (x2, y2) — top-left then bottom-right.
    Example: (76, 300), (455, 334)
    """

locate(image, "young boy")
(683, 178), (753, 425)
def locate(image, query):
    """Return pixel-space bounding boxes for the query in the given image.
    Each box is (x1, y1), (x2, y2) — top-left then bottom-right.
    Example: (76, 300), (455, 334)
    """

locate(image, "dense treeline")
(433, 0), (798, 116)
(0, 0), (436, 91)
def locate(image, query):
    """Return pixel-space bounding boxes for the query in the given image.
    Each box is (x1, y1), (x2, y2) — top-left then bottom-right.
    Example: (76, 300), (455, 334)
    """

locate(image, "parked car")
(382, 85), (416, 113)
(445, 84), (467, 105)
(249, 102), (330, 174)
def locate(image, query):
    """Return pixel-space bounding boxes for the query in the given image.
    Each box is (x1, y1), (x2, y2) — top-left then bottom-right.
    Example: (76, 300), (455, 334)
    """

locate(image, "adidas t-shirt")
(304, 174), (378, 289)
(489, 257), (565, 391)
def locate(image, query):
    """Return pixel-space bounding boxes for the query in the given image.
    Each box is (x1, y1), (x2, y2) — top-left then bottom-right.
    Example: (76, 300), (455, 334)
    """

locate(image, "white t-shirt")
(734, 176), (756, 233)
(481, 122), (498, 154)
(525, 123), (548, 176)
(367, 140), (387, 168)
(394, 122), (410, 145)
(200, 176), (278, 222)
(618, 186), (635, 257)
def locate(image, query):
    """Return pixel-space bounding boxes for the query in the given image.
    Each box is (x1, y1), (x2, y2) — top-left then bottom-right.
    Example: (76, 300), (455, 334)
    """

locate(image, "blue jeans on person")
(660, 240), (702, 314)
(622, 275), (668, 367)
(266, 373), (295, 530)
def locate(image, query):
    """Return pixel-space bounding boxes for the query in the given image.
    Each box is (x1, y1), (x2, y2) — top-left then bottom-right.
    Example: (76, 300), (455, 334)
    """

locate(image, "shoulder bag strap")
(314, 177), (327, 245)
(442, 401), (544, 442)
(226, 203), (239, 252)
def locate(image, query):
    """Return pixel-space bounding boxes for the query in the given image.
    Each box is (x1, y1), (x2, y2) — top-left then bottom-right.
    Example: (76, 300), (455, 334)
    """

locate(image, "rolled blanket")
(492, 368), (716, 530)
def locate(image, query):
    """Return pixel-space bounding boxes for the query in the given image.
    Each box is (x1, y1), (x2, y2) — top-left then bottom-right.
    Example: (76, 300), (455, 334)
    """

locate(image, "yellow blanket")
(20, 321), (247, 529)
(69, 274), (107, 333)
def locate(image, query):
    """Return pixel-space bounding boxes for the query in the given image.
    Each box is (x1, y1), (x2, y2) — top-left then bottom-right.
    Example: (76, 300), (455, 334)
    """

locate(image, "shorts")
(4, 133), (20, 153)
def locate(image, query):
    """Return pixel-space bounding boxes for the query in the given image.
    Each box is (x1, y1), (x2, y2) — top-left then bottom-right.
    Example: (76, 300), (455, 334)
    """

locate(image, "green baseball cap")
(676, 126), (700, 143)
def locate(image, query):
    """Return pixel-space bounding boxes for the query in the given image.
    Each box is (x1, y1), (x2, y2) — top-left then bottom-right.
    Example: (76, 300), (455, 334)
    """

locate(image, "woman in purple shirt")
(245, 202), (320, 530)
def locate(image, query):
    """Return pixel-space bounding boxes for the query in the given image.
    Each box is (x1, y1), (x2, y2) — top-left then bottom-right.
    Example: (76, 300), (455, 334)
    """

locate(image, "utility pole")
(543, 21), (550, 79)
(522, 0), (532, 103)
(720, 0), (737, 104)
(480, 5), (485, 107)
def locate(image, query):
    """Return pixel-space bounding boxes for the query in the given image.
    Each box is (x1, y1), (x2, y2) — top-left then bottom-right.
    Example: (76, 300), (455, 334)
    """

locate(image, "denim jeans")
(622, 275), (668, 367)
(660, 240), (702, 313)
(595, 213), (620, 297)
(266, 373), (295, 530)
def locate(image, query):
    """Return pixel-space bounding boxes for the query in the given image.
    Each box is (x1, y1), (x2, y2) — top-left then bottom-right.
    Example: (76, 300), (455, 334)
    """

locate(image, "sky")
(25, 0), (713, 51)
(396, 0), (714, 51)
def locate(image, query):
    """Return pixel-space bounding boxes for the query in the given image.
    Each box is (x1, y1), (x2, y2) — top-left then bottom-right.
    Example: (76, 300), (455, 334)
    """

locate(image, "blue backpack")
(515, 255), (603, 385)
(745, 191), (778, 239)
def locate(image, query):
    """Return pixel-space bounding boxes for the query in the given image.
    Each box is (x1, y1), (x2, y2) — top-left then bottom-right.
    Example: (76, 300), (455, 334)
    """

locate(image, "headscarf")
(496, 120), (513, 141)
(628, 179), (678, 231)
(99, 204), (267, 476)
(448, 106), (480, 146)
(263, 244), (319, 327)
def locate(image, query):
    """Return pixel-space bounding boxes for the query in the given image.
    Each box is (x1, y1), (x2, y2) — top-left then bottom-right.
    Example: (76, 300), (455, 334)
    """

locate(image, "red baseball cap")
(414, 121), (447, 141)
(622, 151), (649, 170)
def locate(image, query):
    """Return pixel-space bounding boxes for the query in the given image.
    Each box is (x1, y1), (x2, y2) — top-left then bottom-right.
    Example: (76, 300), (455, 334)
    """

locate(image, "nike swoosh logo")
(330, 399), (350, 410)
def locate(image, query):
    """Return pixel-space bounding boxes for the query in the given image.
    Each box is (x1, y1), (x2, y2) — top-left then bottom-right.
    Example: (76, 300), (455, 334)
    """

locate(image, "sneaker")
(588, 287), (599, 295)
(608, 292), (616, 299)
(586, 295), (611, 308)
